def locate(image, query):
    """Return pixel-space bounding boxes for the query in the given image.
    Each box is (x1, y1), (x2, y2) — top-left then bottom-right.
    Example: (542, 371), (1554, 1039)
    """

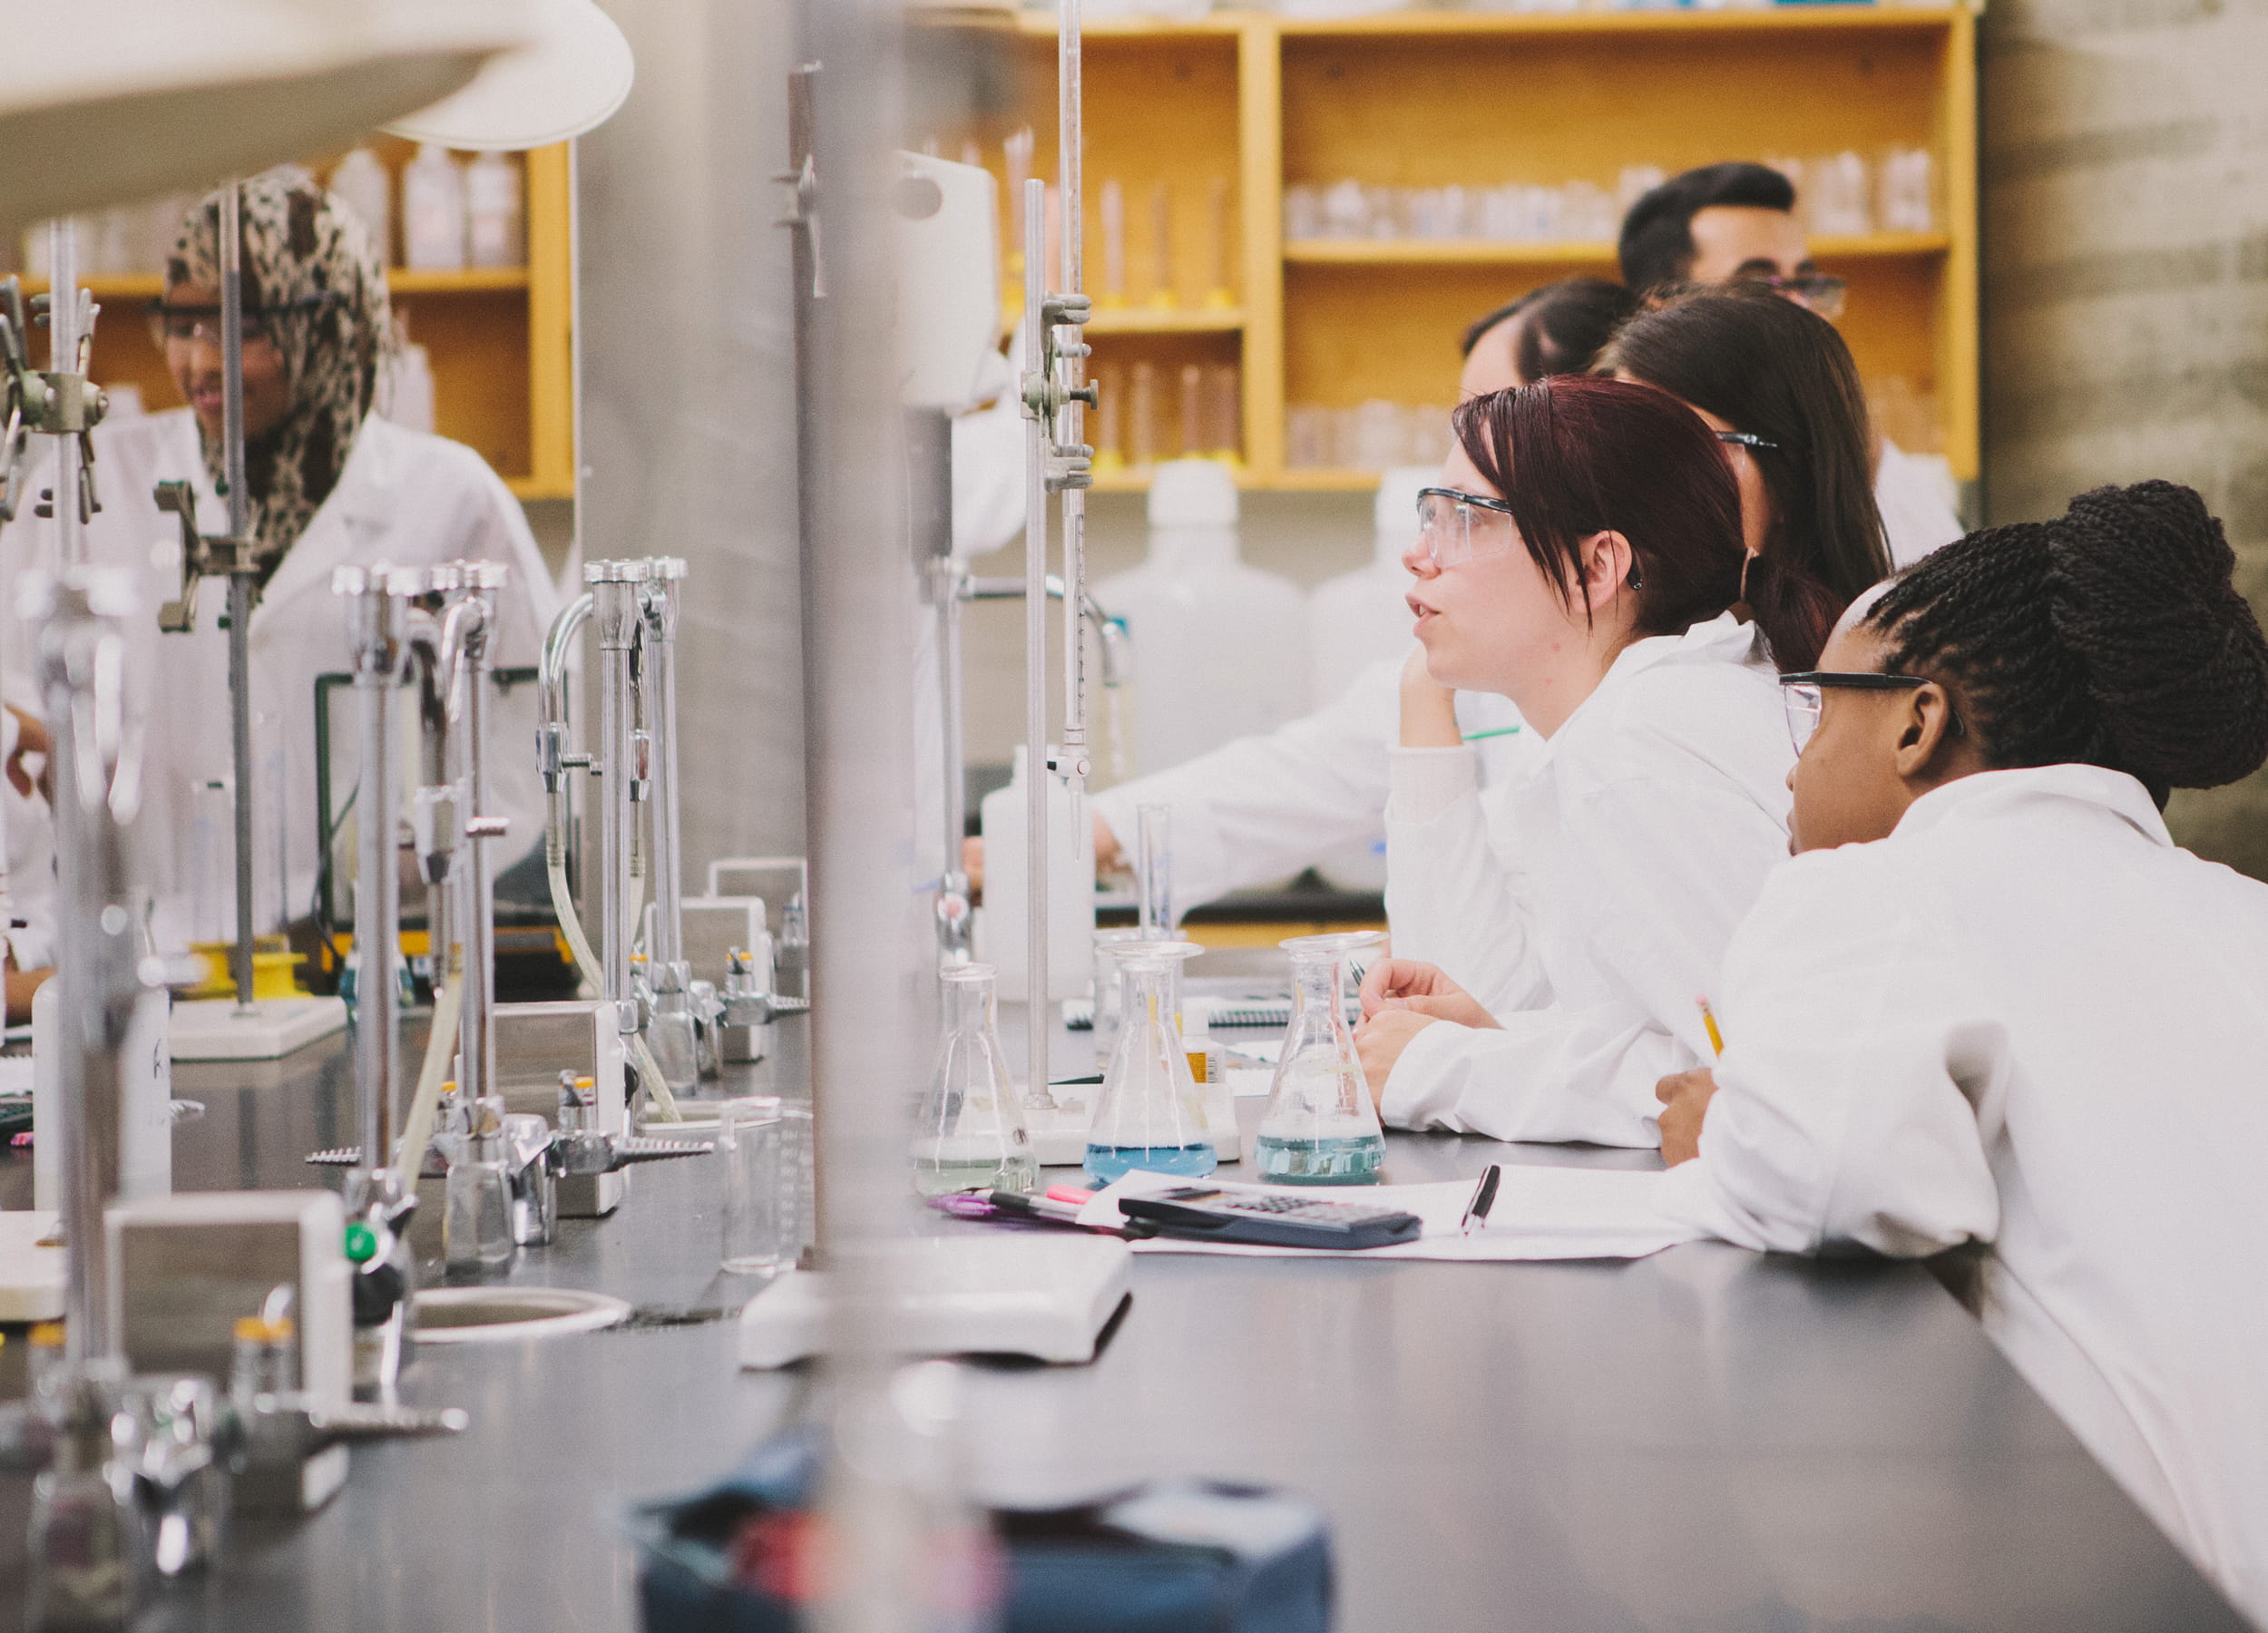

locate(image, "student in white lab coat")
(1079, 279), (1637, 909)
(1651, 482), (2268, 1625)
(1352, 376), (1814, 1146)
(5, 170), (559, 950)
(1077, 257), (1947, 915)
(1383, 284), (1889, 998)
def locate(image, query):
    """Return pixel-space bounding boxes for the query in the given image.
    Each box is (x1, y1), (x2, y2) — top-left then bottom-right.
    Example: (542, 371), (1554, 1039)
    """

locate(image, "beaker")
(1253, 931), (1387, 1185)
(1085, 939), (1214, 1186)
(1090, 925), (1146, 1069)
(914, 964), (1037, 1198)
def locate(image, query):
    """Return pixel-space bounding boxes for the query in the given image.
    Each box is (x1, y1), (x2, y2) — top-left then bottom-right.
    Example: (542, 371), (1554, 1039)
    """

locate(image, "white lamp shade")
(0, 0), (529, 234)
(385, 0), (633, 152)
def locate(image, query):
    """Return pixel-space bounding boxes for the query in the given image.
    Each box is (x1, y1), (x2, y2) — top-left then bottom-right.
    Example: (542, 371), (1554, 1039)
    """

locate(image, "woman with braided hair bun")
(1652, 483), (2268, 1626)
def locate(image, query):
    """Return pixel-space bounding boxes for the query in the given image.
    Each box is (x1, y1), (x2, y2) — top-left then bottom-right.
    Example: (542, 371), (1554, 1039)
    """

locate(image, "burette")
(1019, 0), (1095, 1110)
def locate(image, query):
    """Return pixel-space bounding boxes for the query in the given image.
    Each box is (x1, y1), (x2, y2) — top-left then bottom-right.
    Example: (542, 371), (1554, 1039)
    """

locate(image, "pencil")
(1696, 996), (1725, 1058)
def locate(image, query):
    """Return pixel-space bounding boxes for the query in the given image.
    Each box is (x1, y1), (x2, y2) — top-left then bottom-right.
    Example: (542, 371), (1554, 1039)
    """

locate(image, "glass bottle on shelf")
(1205, 363), (1240, 464)
(1178, 364), (1205, 459)
(1149, 181), (1176, 309)
(1092, 363), (1125, 474)
(1100, 178), (1129, 309)
(1129, 360), (1159, 468)
(1253, 931), (1387, 1185)
(1205, 177), (1234, 309)
(913, 963), (1037, 1198)
(1085, 939), (1213, 1187)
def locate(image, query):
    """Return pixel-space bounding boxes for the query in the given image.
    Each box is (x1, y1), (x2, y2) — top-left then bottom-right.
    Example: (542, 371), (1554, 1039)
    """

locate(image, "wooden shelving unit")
(35, 142), (574, 502)
(932, 5), (1979, 490)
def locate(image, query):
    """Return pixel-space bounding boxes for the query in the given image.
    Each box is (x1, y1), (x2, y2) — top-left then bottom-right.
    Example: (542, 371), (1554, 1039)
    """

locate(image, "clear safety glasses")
(1413, 486), (1522, 572)
(1779, 670), (1961, 755)
(1734, 270), (1848, 321)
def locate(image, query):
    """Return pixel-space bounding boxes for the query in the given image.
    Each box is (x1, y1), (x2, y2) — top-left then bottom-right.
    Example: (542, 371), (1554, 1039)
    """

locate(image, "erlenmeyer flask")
(1085, 939), (1214, 1187)
(913, 964), (1036, 1197)
(1254, 931), (1387, 1184)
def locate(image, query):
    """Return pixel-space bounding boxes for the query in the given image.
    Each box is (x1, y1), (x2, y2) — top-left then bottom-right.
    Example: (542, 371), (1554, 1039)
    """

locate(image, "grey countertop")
(0, 1002), (2245, 1632)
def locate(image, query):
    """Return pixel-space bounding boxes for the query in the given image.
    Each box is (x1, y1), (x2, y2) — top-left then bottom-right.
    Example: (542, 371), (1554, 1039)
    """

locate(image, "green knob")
(343, 1219), (378, 1263)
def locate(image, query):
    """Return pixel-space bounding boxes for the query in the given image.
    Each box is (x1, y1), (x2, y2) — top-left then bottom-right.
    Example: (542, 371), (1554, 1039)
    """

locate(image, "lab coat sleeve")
(1383, 757), (1549, 1011)
(1654, 848), (2006, 1257)
(1378, 773), (1787, 1147)
(1089, 658), (1401, 910)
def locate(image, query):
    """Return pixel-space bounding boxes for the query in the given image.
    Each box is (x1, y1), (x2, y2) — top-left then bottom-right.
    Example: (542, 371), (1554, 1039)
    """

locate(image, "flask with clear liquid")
(914, 963), (1036, 1198)
(1254, 931), (1388, 1184)
(1085, 939), (1214, 1186)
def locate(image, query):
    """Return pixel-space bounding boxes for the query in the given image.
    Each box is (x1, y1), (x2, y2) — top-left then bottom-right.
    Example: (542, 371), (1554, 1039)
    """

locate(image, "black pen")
(1460, 1164), (1503, 1236)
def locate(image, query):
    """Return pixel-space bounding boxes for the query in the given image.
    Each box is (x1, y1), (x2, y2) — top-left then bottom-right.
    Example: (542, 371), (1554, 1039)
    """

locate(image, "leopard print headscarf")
(166, 167), (391, 575)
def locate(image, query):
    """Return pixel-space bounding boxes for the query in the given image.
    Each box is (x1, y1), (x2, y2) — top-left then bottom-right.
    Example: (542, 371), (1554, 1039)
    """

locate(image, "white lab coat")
(1657, 765), (2268, 1626)
(1377, 611), (1793, 1146)
(4, 408), (560, 949)
(1089, 658), (1528, 909)
(1, 708), (55, 971)
(1084, 451), (1952, 910)
(1875, 438), (1965, 568)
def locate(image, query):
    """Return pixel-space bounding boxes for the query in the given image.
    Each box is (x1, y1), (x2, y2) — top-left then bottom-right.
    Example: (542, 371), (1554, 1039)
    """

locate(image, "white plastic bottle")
(328, 146), (394, 268)
(402, 143), (466, 272)
(1093, 459), (1308, 779)
(1309, 464), (1430, 708)
(33, 977), (172, 1212)
(976, 746), (1096, 1004)
(464, 151), (524, 269)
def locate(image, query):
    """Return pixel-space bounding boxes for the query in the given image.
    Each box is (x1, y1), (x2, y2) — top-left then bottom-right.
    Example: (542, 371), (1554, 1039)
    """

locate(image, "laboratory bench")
(0, 1002), (2245, 1632)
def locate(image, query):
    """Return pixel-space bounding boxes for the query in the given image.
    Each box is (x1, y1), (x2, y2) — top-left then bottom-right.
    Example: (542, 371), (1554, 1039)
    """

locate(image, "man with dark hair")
(1618, 161), (1840, 315)
(1608, 161), (1956, 560)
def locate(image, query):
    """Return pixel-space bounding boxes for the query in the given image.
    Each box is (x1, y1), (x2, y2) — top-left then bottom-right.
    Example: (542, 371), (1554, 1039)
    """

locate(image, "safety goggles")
(1413, 486), (1523, 572)
(1734, 271), (1847, 321)
(144, 291), (342, 349)
(1779, 670), (1962, 755)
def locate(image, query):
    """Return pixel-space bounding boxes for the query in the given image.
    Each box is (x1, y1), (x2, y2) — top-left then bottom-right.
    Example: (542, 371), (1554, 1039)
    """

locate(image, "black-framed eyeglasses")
(1778, 670), (1964, 755)
(1714, 430), (1780, 452)
(144, 291), (343, 347)
(1734, 270), (1848, 320)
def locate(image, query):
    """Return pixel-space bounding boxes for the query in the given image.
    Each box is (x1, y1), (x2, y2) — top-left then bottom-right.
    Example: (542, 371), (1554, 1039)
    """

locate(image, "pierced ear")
(1581, 530), (1637, 613)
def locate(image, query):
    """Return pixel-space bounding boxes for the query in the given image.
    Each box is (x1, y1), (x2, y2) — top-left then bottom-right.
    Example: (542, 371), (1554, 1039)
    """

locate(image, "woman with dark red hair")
(1354, 374), (1814, 1149)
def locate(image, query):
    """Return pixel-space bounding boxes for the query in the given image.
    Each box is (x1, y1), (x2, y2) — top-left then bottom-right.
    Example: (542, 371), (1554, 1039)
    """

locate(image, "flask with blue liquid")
(1084, 939), (1214, 1187)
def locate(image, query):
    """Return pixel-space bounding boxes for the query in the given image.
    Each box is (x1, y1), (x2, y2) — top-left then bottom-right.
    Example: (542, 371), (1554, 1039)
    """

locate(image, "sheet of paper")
(1080, 1166), (1705, 1262)
(1226, 1066), (1275, 1099)
(1221, 1038), (1282, 1065)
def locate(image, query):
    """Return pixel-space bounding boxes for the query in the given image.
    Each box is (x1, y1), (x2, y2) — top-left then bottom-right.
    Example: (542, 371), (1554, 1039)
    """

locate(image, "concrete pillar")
(1982, 0), (2268, 873)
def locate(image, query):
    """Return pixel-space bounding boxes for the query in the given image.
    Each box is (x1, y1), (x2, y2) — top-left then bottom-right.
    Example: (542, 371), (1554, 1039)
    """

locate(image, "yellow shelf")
(1283, 230), (1948, 265)
(1286, 239), (1614, 266)
(21, 266), (536, 300)
(932, 5), (1976, 481)
(387, 267), (533, 294)
(1085, 305), (1246, 333)
(1002, 5), (1965, 37)
(1273, 5), (1965, 35)
(15, 275), (163, 299)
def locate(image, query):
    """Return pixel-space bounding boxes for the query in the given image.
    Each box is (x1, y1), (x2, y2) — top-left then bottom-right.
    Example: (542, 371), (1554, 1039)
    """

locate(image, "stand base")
(167, 996), (348, 1061)
(0, 1212), (65, 1322)
(1028, 1099), (1241, 1167)
(738, 1235), (1130, 1368)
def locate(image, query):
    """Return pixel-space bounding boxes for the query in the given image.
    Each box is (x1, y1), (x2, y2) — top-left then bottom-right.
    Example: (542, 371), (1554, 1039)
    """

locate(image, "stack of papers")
(1078, 1167), (1705, 1262)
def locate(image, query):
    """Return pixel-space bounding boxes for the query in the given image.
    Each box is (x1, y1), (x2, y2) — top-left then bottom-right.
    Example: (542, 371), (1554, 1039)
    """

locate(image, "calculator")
(1117, 1185), (1422, 1250)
